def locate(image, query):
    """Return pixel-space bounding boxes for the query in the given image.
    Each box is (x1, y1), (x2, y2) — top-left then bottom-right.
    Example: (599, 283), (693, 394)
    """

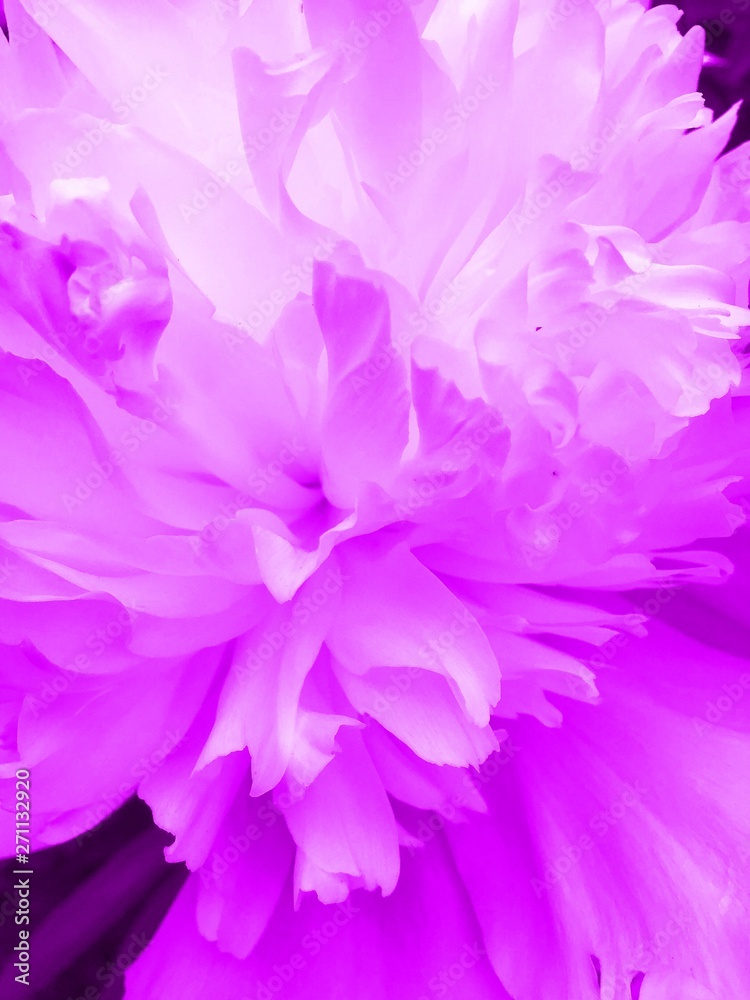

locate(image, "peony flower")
(0, 0), (750, 997)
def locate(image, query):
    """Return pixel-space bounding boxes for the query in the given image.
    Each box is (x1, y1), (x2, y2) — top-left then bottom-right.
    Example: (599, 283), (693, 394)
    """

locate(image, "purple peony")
(1, 0), (750, 997)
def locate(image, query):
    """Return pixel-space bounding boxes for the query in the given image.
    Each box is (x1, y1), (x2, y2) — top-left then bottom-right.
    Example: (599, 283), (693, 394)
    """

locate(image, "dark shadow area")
(653, 0), (750, 148)
(0, 797), (187, 1000)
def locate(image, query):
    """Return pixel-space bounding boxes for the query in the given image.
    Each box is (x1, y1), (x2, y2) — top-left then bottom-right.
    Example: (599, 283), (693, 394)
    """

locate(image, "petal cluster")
(0, 0), (749, 997)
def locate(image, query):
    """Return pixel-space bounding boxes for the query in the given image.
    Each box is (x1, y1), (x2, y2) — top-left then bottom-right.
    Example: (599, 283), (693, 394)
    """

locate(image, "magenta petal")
(0, 1), (749, 997)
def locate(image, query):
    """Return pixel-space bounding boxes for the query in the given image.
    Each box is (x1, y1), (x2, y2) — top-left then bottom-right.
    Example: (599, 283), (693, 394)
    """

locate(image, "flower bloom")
(1, 0), (750, 997)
